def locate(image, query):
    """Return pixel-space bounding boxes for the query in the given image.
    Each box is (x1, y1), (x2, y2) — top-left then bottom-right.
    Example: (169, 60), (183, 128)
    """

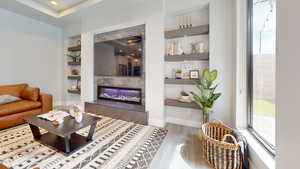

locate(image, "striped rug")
(0, 114), (167, 169)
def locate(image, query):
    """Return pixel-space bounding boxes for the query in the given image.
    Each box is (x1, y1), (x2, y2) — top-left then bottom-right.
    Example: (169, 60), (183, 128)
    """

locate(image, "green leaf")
(209, 70), (218, 82)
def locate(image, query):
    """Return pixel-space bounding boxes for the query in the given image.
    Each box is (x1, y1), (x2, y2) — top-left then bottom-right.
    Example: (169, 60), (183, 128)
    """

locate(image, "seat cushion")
(0, 100), (42, 117)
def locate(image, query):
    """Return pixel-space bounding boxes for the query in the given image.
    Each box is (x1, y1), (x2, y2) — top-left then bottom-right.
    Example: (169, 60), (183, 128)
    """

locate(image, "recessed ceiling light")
(50, 1), (58, 6)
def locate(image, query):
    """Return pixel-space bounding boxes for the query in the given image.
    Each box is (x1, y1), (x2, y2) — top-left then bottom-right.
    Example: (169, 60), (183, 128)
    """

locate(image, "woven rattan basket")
(201, 121), (242, 169)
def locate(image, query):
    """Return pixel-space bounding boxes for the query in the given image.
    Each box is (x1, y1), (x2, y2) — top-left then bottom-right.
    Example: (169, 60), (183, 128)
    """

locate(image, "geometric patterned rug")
(0, 114), (168, 169)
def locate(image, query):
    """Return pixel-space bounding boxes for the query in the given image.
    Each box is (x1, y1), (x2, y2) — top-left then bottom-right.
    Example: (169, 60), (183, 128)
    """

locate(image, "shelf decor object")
(165, 24), (209, 39)
(189, 70), (200, 79)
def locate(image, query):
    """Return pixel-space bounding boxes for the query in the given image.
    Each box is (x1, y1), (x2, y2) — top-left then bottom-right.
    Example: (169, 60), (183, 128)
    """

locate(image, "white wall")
(64, 0), (166, 127)
(209, 0), (236, 126)
(276, 0), (300, 168)
(0, 8), (64, 105)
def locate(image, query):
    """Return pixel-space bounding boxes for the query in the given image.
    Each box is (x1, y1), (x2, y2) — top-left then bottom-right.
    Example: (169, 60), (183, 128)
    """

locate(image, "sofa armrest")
(39, 93), (53, 113)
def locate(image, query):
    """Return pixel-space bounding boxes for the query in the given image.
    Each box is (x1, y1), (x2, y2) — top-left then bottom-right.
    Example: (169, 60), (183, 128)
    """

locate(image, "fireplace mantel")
(85, 100), (147, 125)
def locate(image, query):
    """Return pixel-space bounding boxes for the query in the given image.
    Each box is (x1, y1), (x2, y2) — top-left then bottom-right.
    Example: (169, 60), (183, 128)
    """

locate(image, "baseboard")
(166, 117), (201, 128)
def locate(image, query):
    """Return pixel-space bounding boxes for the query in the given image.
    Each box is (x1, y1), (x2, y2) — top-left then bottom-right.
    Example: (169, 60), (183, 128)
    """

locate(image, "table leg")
(87, 123), (97, 141)
(29, 124), (41, 140)
(64, 135), (71, 153)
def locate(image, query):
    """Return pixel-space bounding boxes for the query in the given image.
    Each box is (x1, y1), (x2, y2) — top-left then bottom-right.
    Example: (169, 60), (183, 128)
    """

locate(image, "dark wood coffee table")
(24, 113), (101, 155)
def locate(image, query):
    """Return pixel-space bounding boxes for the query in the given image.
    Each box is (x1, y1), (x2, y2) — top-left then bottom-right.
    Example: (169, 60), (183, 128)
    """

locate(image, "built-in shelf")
(68, 61), (81, 66)
(68, 45), (81, 52)
(165, 78), (197, 85)
(68, 76), (81, 80)
(165, 53), (209, 62)
(165, 25), (209, 39)
(68, 89), (81, 94)
(165, 99), (199, 109)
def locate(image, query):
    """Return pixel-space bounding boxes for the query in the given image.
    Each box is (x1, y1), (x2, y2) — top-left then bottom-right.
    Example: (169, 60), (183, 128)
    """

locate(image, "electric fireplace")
(98, 86), (142, 105)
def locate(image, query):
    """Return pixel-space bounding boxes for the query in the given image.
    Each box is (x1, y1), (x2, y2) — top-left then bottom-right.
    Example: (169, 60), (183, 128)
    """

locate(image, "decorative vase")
(75, 111), (83, 123)
(181, 95), (190, 100)
(203, 107), (212, 124)
(175, 73), (182, 79)
(69, 107), (75, 117)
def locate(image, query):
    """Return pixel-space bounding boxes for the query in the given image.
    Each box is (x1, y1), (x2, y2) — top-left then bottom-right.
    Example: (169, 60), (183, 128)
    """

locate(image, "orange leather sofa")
(0, 84), (53, 129)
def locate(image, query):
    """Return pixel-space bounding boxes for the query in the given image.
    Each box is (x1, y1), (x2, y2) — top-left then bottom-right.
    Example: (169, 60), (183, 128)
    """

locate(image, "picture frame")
(189, 70), (200, 79)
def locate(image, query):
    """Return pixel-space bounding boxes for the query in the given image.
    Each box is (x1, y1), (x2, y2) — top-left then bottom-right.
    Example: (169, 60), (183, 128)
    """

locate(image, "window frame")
(247, 0), (276, 156)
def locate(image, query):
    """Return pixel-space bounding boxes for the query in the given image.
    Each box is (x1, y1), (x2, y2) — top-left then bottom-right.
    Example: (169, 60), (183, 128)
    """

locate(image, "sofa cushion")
(0, 100), (42, 117)
(0, 84), (28, 97)
(21, 87), (40, 101)
(0, 95), (21, 105)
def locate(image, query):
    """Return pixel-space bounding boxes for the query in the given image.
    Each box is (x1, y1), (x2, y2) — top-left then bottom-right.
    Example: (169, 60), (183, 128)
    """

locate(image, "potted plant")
(190, 68), (221, 124)
(175, 69), (182, 79)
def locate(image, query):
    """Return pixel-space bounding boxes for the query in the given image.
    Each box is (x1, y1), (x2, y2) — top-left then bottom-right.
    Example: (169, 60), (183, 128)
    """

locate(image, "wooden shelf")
(165, 78), (197, 85)
(68, 45), (81, 52)
(165, 99), (199, 109)
(68, 89), (81, 94)
(68, 61), (81, 66)
(165, 53), (209, 62)
(165, 25), (209, 39)
(68, 76), (81, 80)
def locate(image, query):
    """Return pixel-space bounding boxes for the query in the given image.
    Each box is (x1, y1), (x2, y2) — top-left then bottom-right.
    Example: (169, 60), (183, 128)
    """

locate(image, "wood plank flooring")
(149, 123), (212, 169)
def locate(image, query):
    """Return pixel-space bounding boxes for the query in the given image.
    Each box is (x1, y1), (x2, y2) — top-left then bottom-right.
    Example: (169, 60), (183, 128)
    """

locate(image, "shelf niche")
(68, 62), (81, 66)
(68, 45), (81, 52)
(68, 76), (81, 80)
(165, 99), (200, 109)
(165, 25), (209, 39)
(68, 89), (81, 94)
(165, 78), (197, 85)
(165, 53), (209, 62)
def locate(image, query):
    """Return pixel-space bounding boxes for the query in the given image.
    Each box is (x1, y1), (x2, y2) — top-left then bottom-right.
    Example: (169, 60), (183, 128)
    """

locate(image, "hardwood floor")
(149, 123), (212, 169)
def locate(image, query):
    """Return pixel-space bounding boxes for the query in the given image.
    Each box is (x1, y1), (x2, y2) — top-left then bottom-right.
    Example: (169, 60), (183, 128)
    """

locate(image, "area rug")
(0, 114), (167, 169)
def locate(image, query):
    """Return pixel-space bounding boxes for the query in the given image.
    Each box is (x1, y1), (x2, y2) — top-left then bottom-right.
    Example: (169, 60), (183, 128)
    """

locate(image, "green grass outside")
(253, 99), (276, 117)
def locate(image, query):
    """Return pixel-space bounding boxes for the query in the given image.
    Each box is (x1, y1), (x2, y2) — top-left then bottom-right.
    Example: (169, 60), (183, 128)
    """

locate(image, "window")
(248, 0), (276, 154)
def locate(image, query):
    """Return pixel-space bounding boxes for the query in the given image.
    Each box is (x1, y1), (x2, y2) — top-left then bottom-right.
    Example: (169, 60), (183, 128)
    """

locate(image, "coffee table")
(24, 113), (101, 155)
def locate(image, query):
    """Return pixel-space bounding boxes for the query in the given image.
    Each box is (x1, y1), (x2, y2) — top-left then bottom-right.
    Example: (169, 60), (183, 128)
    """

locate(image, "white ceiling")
(34, 0), (87, 12)
(0, 0), (209, 27)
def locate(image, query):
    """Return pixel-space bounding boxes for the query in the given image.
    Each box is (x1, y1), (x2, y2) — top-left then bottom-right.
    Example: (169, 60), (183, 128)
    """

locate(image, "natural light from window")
(251, 0), (276, 147)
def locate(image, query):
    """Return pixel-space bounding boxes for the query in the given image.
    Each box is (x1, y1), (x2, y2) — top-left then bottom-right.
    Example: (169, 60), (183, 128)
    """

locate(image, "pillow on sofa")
(0, 95), (21, 105)
(21, 87), (40, 101)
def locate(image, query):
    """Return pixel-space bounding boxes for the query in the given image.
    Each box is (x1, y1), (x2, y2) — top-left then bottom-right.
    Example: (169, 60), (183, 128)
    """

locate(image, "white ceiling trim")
(16, 0), (105, 18)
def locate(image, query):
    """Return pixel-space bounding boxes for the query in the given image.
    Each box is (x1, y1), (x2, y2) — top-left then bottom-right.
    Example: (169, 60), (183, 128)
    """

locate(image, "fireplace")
(97, 86), (142, 105)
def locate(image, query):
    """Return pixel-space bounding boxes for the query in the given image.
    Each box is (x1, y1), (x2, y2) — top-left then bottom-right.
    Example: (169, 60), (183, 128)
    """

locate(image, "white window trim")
(235, 1), (275, 169)
(241, 130), (275, 169)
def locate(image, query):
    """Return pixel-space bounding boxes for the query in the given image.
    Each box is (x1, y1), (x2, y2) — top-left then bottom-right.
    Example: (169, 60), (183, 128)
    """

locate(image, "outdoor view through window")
(250, 0), (276, 147)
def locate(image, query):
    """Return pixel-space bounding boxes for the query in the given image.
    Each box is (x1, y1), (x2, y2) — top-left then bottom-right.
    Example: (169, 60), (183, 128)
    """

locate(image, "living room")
(0, 0), (299, 169)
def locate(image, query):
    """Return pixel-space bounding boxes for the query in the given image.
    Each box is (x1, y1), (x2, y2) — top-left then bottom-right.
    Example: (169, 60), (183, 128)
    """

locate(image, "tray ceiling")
(33, 0), (87, 12)
(14, 0), (105, 18)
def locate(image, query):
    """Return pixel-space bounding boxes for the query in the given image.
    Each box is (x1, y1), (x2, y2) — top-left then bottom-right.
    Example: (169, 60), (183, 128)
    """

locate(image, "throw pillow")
(0, 95), (21, 105)
(21, 87), (40, 101)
